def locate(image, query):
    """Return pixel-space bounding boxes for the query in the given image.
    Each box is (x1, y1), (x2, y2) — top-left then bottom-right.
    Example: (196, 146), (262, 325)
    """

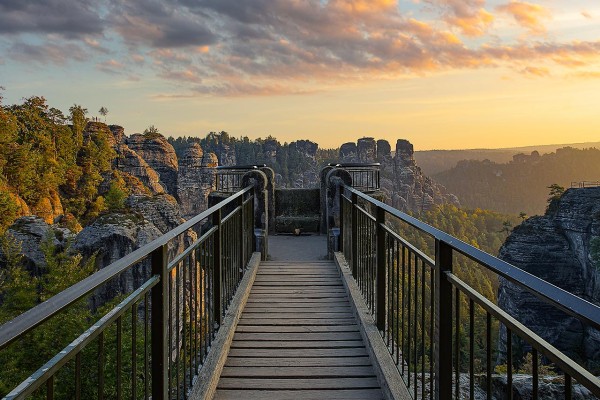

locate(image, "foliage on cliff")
(434, 148), (600, 215)
(0, 96), (118, 233)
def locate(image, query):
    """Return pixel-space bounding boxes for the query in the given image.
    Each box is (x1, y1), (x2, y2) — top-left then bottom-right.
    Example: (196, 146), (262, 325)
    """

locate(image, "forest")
(434, 148), (600, 215)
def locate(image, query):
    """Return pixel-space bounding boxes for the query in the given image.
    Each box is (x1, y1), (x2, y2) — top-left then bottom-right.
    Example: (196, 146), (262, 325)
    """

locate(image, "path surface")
(213, 257), (384, 400)
(267, 235), (328, 262)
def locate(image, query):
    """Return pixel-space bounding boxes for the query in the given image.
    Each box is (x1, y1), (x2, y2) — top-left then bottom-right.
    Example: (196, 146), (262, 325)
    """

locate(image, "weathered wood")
(220, 366), (376, 377)
(212, 258), (385, 400)
(214, 389), (384, 400)
(234, 331), (362, 341)
(218, 377), (380, 389)
(227, 348), (369, 357)
(235, 325), (359, 333)
(238, 318), (358, 325)
(230, 340), (365, 348)
(224, 356), (371, 367)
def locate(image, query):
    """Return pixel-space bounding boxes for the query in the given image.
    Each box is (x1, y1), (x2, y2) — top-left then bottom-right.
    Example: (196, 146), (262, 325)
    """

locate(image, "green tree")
(98, 106), (108, 122)
(518, 211), (527, 221)
(104, 180), (127, 210)
(547, 183), (565, 203)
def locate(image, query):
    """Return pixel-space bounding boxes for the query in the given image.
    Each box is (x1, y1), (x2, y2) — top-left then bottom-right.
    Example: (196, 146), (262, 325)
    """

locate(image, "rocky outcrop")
(108, 125), (125, 147)
(339, 138), (459, 213)
(177, 144), (218, 219)
(340, 142), (358, 163)
(357, 137), (376, 163)
(115, 144), (165, 195)
(497, 187), (600, 371)
(74, 194), (196, 308)
(288, 140), (319, 188)
(1, 216), (73, 275)
(126, 133), (179, 196)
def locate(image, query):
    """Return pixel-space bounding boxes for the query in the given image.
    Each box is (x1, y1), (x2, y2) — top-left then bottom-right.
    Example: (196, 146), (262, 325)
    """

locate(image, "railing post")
(435, 239), (453, 399)
(376, 206), (386, 331)
(213, 208), (223, 327)
(339, 188), (344, 253)
(151, 244), (169, 400)
(239, 194), (245, 275)
(351, 191), (358, 278)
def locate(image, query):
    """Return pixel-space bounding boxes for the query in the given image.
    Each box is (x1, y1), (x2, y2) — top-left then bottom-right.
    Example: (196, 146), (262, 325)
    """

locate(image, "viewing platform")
(1, 164), (599, 400)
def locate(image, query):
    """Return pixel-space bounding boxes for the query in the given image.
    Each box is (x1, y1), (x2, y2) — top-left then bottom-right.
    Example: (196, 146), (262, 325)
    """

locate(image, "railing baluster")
(351, 191), (358, 277)
(436, 239), (453, 399)
(116, 315), (122, 400)
(213, 208), (223, 327)
(376, 205), (386, 330)
(151, 244), (169, 400)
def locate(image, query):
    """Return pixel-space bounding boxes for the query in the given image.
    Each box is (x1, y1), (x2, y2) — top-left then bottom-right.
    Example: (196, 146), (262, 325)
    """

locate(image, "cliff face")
(497, 187), (600, 370)
(126, 134), (179, 197)
(177, 143), (218, 219)
(339, 138), (459, 213)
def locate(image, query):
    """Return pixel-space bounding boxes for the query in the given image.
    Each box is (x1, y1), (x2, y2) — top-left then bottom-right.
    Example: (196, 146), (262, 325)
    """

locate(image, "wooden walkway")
(213, 260), (384, 400)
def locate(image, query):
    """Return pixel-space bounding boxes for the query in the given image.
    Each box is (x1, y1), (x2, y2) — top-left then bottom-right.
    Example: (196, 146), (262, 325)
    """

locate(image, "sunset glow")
(1, 0), (599, 149)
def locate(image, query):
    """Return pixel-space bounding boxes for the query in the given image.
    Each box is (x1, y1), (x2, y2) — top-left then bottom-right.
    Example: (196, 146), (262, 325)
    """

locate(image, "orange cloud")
(497, 1), (551, 34)
(520, 66), (550, 77)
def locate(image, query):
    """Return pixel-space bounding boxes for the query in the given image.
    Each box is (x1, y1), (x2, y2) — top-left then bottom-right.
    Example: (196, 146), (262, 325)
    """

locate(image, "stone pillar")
(242, 170), (269, 260)
(259, 166), (276, 233)
(325, 168), (352, 258)
(319, 165), (335, 234)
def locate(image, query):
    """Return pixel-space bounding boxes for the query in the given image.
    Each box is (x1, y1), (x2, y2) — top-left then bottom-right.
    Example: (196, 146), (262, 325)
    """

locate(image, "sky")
(0, 0), (599, 150)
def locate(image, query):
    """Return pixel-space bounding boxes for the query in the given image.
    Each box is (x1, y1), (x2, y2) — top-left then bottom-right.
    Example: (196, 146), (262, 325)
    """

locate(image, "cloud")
(497, 1), (551, 34)
(2, 0), (600, 96)
(520, 66), (550, 77)
(97, 59), (125, 74)
(426, 0), (494, 37)
(110, 0), (217, 48)
(581, 11), (593, 19)
(0, 0), (103, 37)
(7, 41), (88, 65)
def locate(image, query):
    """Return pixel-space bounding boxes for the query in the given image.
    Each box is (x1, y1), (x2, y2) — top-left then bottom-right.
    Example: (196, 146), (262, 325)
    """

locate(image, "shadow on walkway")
(268, 234), (328, 261)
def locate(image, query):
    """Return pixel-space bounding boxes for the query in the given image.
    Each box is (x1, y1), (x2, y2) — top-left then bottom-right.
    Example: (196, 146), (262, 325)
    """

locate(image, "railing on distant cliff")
(0, 186), (257, 400)
(339, 184), (600, 399)
(571, 181), (600, 188)
(329, 163), (380, 192)
(215, 165), (267, 193)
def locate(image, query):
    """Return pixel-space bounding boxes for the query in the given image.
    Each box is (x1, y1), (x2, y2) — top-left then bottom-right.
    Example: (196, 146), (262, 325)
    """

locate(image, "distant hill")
(433, 147), (600, 216)
(415, 142), (600, 176)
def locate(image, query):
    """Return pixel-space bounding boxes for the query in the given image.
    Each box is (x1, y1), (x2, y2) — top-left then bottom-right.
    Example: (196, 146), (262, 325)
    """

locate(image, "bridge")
(1, 164), (599, 399)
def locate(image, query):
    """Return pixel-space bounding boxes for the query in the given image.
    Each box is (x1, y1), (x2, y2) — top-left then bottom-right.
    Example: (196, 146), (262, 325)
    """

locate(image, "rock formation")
(114, 144), (165, 195)
(339, 138), (459, 213)
(498, 187), (600, 371)
(177, 143), (218, 219)
(288, 140), (319, 188)
(126, 133), (179, 197)
(1, 216), (73, 275)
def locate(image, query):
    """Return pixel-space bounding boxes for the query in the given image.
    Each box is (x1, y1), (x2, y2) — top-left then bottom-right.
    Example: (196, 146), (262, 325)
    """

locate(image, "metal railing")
(330, 163), (380, 192)
(215, 165), (266, 193)
(571, 181), (600, 188)
(340, 185), (600, 399)
(0, 186), (256, 399)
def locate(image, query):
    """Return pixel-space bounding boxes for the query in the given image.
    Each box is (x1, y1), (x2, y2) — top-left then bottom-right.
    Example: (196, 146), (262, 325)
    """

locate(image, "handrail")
(343, 184), (600, 331)
(339, 183), (600, 399)
(0, 185), (253, 351)
(1, 183), (256, 399)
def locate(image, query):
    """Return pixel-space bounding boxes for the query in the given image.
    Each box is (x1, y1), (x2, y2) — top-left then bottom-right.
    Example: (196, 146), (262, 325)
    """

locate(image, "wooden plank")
(251, 282), (342, 286)
(234, 325), (359, 333)
(227, 348), (369, 358)
(220, 366), (375, 377)
(214, 389), (384, 400)
(217, 377), (380, 390)
(233, 332), (362, 341)
(224, 356), (372, 367)
(231, 340), (365, 348)
(245, 298), (349, 303)
(240, 312), (354, 319)
(237, 318), (358, 326)
(240, 307), (352, 313)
